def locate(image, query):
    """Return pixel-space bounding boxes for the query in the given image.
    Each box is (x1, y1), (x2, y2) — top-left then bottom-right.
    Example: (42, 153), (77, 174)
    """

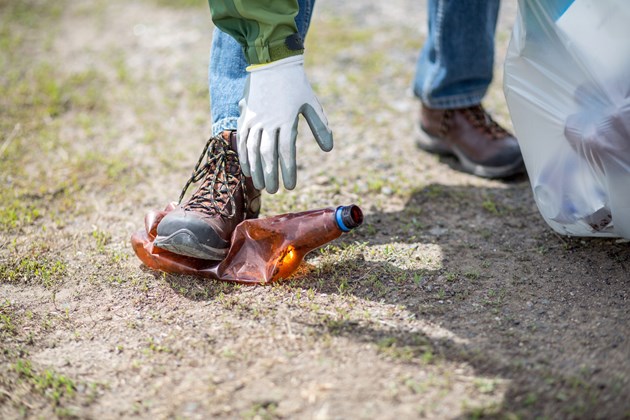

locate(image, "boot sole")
(416, 127), (525, 179)
(154, 229), (228, 261)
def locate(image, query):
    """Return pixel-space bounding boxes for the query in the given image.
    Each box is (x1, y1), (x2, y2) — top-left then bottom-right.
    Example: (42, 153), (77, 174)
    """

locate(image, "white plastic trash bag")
(504, 0), (630, 239)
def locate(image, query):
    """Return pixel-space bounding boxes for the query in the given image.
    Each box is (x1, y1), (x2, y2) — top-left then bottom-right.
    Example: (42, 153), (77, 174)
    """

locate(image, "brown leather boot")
(154, 131), (261, 260)
(417, 104), (525, 178)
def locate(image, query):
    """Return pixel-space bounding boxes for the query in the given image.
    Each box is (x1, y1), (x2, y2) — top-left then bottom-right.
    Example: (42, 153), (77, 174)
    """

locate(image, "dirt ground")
(1, 0), (629, 419)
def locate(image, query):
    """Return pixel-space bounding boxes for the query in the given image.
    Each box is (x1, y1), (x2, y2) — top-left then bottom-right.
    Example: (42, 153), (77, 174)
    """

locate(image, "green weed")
(146, 337), (172, 354)
(482, 197), (499, 215)
(242, 400), (279, 420)
(0, 299), (17, 335)
(14, 359), (76, 405)
(474, 378), (498, 394)
(424, 185), (446, 199)
(92, 228), (112, 252)
(1, 255), (67, 288)
(464, 270), (481, 280)
(0, 198), (41, 230)
(376, 336), (435, 364)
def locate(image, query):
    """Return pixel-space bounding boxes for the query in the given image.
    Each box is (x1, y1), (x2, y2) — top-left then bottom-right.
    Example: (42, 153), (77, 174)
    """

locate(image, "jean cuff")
(415, 91), (486, 110)
(212, 117), (239, 137)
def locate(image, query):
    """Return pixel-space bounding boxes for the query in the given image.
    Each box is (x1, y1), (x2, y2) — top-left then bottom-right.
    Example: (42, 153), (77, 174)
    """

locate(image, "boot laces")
(462, 105), (510, 140)
(440, 105), (510, 140)
(177, 134), (243, 218)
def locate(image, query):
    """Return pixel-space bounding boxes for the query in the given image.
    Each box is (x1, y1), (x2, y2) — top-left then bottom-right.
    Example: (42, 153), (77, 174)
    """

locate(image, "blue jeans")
(414, 0), (500, 109)
(209, 0), (500, 135)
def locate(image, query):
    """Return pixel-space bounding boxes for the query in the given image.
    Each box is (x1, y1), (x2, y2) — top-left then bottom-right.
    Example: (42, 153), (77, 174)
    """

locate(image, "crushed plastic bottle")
(131, 204), (363, 284)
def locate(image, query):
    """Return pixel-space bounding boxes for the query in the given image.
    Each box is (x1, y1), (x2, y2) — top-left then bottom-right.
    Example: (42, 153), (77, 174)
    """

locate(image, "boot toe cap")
(156, 211), (230, 252)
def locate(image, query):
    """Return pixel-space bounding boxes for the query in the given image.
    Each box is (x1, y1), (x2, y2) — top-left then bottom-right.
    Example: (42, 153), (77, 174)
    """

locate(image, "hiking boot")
(154, 131), (261, 260)
(417, 104), (525, 178)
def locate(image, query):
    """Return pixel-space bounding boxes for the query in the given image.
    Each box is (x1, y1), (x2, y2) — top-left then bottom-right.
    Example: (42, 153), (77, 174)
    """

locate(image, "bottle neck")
(335, 205), (363, 232)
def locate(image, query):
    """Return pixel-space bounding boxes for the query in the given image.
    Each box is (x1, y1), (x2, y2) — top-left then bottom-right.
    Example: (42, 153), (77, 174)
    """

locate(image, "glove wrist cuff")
(247, 55), (304, 72)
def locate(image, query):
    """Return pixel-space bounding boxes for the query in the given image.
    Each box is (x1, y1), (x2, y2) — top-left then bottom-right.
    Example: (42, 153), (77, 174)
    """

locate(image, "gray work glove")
(237, 55), (333, 194)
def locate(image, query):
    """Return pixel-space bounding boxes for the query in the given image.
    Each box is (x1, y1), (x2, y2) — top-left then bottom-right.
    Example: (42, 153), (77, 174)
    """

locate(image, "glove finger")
(301, 103), (334, 152)
(278, 123), (297, 190)
(237, 95), (252, 177)
(247, 128), (265, 190)
(237, 127), (251, 177)
(260, 129), (279, 194)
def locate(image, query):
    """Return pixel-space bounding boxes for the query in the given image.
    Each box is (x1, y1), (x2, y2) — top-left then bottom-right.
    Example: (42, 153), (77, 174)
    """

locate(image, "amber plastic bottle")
(131, 204), (363, 284)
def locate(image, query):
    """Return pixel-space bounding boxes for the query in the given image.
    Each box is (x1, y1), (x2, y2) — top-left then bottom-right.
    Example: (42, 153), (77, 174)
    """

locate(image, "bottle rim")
(335, 205), (363, 232)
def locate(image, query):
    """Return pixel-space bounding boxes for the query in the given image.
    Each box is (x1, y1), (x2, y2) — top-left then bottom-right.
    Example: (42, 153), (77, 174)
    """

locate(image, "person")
(153, 0), (525, 260)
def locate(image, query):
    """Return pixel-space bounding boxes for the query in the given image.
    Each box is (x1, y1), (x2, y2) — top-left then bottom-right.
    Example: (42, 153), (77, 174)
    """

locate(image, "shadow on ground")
(163, 181), (630, 418)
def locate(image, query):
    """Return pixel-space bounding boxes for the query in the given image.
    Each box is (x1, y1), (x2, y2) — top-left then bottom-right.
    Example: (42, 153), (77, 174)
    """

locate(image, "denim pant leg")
(413, 0), (500, 109)
(209, 0), (315, 136)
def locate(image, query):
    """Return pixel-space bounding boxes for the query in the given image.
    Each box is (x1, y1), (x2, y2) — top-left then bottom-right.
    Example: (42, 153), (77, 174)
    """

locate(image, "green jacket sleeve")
(208, 0), (304, 65)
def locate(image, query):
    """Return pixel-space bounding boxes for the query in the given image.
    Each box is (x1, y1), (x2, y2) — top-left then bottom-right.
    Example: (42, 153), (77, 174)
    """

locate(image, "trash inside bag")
(131, 203), (363, 284)
(504, 0), (630, 238)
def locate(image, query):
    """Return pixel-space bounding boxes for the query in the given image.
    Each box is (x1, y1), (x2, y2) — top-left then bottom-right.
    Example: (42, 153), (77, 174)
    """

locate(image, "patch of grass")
(322, 314), (352, 336)
(0, 1), (63, 65)
(464, 401), (502, 419)
(423, 184), (446, 199)
(92, 228), (112, 252)
(0, 179), (85, 233)
(2, 64), (106, 128)
(9, 358), (105, 417)
(1, 255), (67, 288)
(0, 299), (17, 335)
(404, 377), (428, 394)
(0, 1), (63, 27)
(524, 392), (538, 406)
(444, 271), (458, 282)
(14, 359), (76, 406)
(474, 378), (498, 394)
(0, 196), (42, 231)
(1, 50), (110, 227)
(242, 400), (279, 420)
(335, 275), (352, 294)
(464, 269), (481, 280)
(145, 337), (172, 354)
(376, 335), (435, 364)
(367, 176), (385, 194)
(108, 248), (129, 265)
(421, 349), (435, 364)
(482, 196), (500, 215)
(73, 150), (142, 192)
